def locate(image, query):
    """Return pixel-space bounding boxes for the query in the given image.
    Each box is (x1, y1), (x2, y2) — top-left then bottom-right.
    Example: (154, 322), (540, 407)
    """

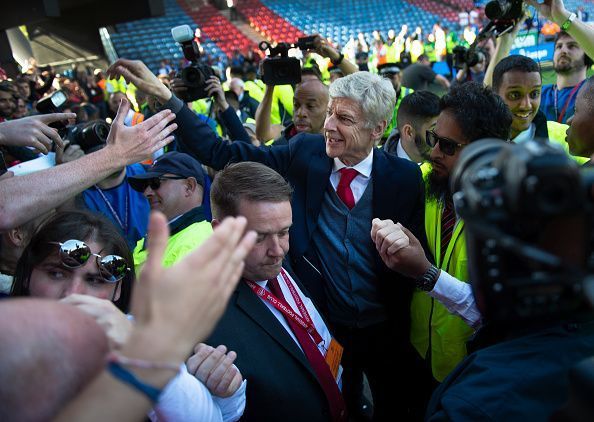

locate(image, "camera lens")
(182, 67), (204, 87)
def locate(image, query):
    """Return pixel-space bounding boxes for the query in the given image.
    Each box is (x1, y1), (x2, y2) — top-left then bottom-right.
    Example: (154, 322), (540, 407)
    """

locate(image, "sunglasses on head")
(426, 130), (466, 156)
(49, 239), (130, 283)
(145, 175), (186, 191)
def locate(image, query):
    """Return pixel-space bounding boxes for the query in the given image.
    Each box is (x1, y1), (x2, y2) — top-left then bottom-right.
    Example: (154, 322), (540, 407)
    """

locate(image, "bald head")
(0, 299), (108, 421)
(293, 79), (329, 134)
(229, 78), (245, 97)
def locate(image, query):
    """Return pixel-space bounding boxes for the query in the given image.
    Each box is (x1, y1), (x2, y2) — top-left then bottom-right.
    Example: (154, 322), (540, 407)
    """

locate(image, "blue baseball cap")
(128, 151), (205, 192)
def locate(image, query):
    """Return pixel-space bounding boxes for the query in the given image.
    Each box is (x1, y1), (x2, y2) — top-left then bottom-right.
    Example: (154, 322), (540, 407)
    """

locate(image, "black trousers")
(333, 321), (436, 421)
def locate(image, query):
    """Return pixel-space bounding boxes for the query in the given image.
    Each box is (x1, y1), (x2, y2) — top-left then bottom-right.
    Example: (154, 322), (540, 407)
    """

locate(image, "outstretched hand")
(107, 59), (172, 104)
(524, 0), (568, 22)
(103, 97), (177, 167)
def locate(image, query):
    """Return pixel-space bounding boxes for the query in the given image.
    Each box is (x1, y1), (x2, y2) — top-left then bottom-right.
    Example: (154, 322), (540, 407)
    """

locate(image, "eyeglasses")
(49, 239), (130, 283)
(145, 176), (186, 191)
(426, 130), (467, 156)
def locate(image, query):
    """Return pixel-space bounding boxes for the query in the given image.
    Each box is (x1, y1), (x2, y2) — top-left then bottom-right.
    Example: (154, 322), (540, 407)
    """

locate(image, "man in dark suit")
(107, 59), (425, 419)
(206, 161), (346, 421)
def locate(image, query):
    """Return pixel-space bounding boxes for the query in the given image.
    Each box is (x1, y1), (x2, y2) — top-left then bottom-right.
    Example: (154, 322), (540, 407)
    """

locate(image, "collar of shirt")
(332, 149), (373, 178)
(396, 140), (412, 162)
(512, 123), (535, 144)
(330, 150), (373, 201)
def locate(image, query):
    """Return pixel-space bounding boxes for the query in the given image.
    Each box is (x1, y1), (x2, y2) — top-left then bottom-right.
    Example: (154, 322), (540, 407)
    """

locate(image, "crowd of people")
(1, 0), (594, 420)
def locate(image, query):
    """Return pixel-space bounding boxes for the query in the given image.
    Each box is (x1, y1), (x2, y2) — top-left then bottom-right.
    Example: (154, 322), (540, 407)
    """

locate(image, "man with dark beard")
(370, 83), (511, 406)
(539, 31), (592, 124)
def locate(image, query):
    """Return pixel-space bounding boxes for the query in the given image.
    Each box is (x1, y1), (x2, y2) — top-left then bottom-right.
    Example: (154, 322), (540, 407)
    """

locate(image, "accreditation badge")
(325, 337), (344, 380)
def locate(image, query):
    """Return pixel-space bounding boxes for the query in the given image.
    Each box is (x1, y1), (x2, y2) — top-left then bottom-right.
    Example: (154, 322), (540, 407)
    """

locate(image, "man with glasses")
(371, 82), (512, 406)
(128, 151), (212, 272)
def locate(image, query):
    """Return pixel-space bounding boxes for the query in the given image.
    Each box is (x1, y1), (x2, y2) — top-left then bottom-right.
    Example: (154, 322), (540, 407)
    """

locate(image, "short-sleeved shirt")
(401, 63), (437, 91)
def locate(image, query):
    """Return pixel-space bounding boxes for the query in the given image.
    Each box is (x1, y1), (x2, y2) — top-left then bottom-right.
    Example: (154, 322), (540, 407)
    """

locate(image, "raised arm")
(526, 0), (594, 61)
(107, 59), (295, 174)
(0, 100), (176, 231)
(255, 83), (276, 142)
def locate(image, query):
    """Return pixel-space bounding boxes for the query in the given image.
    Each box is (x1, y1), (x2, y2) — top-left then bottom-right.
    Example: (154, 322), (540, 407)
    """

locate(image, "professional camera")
(259, 36), (317, 85)
(36, 90), (110, 153)
(171, 24), (216, 102)
(450, 139), (594, 325)
(484, 0), (524, 21)
(452, 46), (486, 70)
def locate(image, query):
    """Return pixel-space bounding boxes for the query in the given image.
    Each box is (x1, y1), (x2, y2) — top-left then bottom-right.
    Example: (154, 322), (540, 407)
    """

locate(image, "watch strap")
(561, 12), (577, 31)
(415, 264), (440, 292)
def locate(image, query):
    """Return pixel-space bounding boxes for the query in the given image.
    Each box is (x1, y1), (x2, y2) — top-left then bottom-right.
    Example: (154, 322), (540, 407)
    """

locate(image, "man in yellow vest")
(371, 82), (512, 405)
(128, 152), (212, 272)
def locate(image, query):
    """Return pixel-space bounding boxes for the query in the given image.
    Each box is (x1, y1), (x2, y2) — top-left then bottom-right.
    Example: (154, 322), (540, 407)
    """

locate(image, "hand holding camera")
(0, 113), (74, 154)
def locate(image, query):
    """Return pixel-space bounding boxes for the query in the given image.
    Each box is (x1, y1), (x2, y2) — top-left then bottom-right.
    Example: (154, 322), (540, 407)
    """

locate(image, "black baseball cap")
(128, 151), (205, 192)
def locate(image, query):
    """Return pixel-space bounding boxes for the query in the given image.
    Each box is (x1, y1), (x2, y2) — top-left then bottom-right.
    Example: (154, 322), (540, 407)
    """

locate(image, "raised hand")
(103, 98), (177, 167)
(107, 59), (172, 103)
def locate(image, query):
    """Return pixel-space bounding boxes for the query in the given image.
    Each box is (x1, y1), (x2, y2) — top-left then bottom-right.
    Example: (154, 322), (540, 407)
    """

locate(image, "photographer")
(452, 49), (488, 86)
(424, 139), (594, 420)
(254, 34), (356, 144)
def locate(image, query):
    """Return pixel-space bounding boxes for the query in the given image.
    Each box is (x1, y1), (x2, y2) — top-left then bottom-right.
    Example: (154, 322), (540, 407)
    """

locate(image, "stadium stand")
(235, 0), (306, 44)
(259, 0), (455, 47)
(109, 0), (228, 73)
(176, 0), (259, 57)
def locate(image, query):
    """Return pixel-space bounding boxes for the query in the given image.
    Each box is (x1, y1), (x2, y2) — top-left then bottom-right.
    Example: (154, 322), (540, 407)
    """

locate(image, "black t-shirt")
(401, 63), (437, 91)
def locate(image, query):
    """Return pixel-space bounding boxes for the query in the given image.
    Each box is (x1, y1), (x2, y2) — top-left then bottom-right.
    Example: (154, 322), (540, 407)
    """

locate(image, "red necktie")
(336, 168), (359, 210)
(440, 199), (456, 265)
(268, 277), (347, 421)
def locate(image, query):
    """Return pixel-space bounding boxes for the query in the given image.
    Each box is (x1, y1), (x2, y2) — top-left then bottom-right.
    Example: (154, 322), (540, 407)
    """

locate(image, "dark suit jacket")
(174, 101), (424, 339)
(207, 277), (332, 422)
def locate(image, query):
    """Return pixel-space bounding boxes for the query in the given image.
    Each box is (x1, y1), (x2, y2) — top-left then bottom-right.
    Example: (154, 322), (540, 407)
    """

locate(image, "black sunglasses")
(426, 130), (467, 156)
(145, 175), (186, 191)
(49, 239), (130, 283)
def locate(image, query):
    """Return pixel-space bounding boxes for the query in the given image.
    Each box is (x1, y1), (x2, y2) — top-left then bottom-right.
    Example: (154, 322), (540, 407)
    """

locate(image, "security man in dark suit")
(207, 162), (346, 421)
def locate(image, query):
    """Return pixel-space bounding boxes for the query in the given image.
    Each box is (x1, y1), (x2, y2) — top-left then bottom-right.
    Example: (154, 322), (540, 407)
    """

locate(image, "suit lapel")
(235, 280), (318, 379)
(305, 153), (333, 237)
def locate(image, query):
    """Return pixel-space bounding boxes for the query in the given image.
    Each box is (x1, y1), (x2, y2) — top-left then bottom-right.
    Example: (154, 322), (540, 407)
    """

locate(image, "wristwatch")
(561, 12), (577, 31)
(415, 264), (441, 292)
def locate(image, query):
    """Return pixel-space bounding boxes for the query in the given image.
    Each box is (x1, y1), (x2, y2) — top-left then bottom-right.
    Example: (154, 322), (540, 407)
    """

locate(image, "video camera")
(485, 0), (524, 22)
(171, 25), (216, 102)
(259, 36), (317, 85)
(450, 139), (594, 325)
(452, 46), (487, 70)
(36, 90), (109, 154)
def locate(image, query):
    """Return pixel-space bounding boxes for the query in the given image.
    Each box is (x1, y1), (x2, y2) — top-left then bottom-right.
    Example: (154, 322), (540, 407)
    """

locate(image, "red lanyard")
(554, 80), (585, 123)
(245, 269), (324, 345)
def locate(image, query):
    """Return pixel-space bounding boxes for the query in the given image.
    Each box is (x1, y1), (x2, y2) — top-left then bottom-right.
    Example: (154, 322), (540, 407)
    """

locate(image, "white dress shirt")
(330, 150), (374, 204)
(149, 364), (247, 422)
(254, 270), (343, 385)
(429, 272), (482, 329)
(396, 140), (412, 161)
